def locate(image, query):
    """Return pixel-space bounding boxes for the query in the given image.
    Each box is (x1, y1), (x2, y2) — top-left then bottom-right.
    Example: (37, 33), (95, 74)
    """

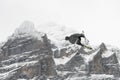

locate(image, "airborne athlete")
(65, 31), (92, 49)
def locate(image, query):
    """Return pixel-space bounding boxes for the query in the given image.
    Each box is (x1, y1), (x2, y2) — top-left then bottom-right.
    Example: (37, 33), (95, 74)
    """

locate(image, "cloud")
(0, 0), (120, 47)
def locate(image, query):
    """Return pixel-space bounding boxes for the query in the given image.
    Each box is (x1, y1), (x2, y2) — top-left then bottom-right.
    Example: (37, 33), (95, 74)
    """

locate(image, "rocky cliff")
(0, 21), (57, 80)
(0, 21), (120, 80)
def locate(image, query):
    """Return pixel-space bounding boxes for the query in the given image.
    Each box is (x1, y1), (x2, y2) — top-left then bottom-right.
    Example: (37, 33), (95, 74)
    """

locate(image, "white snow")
(102, 50), (114, 58)
(0, 61), (38, 70)
(15, 21), (35, 35)
(54, 53), (76, 65)
(37, 23), (80, 48)
(0, 67), (20, 80)
(66, 74), (114, 80)
(106, 45), (120, 64)
(107, 44), (120, 50)
(81, 48), (100, 64)
(10, 21), (45, 41)
(67, 77), (85, 80)
(90, 74), (114, 79)
(0, 60), (38, 79)
(80, 45), (116, 63)
(54, 44), (81, 65)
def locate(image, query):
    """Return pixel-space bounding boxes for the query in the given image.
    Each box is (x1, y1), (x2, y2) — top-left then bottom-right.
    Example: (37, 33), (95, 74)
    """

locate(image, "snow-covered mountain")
(0, 21), (120, 80)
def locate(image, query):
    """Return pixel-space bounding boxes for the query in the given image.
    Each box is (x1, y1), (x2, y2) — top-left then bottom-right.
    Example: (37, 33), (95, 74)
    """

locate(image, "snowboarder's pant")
(76, 40), (84, 47)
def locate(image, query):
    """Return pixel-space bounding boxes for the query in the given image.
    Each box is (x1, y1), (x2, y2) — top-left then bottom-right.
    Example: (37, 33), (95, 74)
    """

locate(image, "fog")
(0, 0), (120, 47)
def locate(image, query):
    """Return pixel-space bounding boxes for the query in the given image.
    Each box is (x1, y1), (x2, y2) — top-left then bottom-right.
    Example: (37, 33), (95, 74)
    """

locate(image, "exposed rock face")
(54, 48), (67, 58)
(102, 53), (120, 76)
(0, 33), (120, 80)
(65, 54), (84, 71)
(0, 22), (120, 80)
(0, 22), (57, 80)
(89, 43), (120, 77)
(89, 43), (107, 74)
(54, 43), (120, 80)
(64, 48), (86, 71)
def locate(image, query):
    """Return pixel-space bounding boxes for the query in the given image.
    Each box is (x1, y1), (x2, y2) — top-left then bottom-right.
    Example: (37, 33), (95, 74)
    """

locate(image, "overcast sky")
(0, 0), (120, 47)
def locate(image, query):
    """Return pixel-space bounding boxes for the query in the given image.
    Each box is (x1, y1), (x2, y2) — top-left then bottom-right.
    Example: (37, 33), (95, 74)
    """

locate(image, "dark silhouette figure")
(65, 33), (85, 47)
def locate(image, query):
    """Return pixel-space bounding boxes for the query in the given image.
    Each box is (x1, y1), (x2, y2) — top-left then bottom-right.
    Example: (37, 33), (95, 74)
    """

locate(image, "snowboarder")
(65, 31), (92, 49)
(65, 31), (86, 46)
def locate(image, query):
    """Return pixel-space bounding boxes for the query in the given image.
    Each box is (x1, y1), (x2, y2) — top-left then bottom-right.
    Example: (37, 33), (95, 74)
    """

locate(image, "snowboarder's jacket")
(65, 33), (85, 46)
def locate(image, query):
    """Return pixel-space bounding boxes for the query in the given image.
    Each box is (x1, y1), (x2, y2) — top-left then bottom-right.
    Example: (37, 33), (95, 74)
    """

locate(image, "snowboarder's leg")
(77, 39), (84, 47)
(77, 39), (92, 49)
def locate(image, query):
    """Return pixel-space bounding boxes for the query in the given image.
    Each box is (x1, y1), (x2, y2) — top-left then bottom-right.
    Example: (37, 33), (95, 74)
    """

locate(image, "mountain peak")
(99, 42), (107, 52)
(14, 21), (35, 35)
(9, 21), (45, 41)
(0, 22), (120, 80)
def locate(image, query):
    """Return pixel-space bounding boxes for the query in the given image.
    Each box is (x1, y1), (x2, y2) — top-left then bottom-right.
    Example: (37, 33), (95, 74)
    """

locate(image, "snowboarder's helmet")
(81, 30), (85, 37)
(65, 36), (69, 40)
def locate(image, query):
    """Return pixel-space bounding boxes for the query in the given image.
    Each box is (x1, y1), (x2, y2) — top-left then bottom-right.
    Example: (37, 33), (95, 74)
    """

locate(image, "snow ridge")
(10, 21), (45, 41)
(15, 21), (35, 35)
(37, 23), (79, 48)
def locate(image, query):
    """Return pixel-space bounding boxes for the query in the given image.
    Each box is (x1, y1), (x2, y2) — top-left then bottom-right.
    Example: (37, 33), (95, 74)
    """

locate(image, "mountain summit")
(15, 21), (35, 34)
(0, 21), (120, 80)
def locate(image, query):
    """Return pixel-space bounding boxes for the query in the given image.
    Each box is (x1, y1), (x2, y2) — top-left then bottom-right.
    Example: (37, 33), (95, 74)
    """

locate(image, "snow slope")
(36, 23), (120, 65)
(54, 44), (81, 65)
(37, 23), (80, 48)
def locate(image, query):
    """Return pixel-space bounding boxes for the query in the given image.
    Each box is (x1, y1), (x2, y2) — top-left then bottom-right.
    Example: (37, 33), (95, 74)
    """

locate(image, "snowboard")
(83, 45), (93, 50)
(81, 38), (93, 50)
